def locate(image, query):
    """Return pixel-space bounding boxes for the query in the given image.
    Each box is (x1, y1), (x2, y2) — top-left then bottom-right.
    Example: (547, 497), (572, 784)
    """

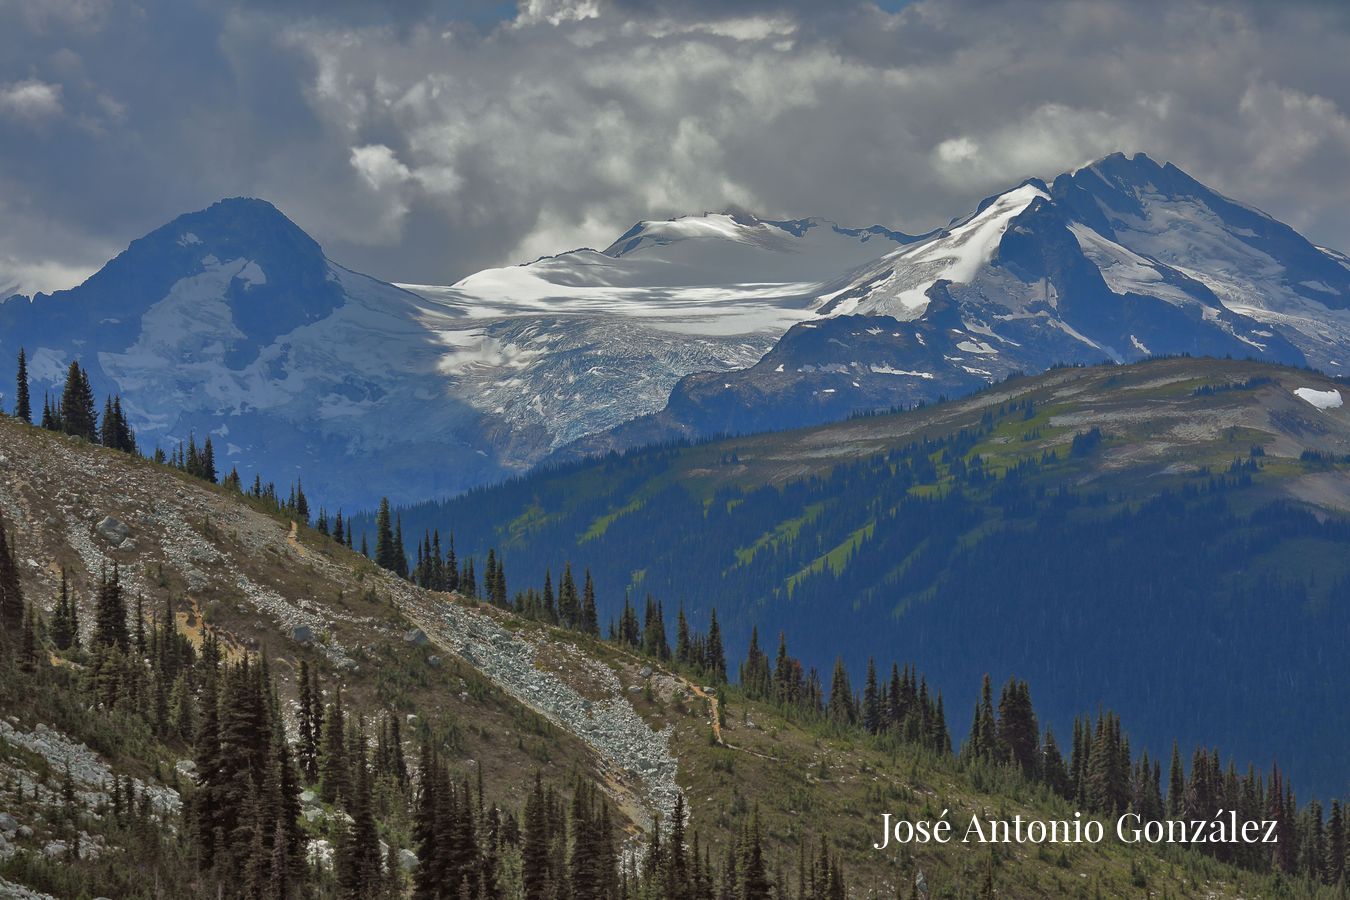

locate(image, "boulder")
(175, 759), (197, 781)
(0, 813), (17, 835)
(399, 848), (419, 872)
(403, 628), (428, 646)
(300, 790), (318, 805)
(427, 655), (442, 668)
(290, 625), (314, 644)
(95, 516), (130, 547)
(639, 665), (653, 678)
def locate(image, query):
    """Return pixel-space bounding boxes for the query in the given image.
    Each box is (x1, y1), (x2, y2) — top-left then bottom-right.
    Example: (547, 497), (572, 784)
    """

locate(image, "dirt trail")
(287, 521), (309, 558)
(685, 682), (723, 744)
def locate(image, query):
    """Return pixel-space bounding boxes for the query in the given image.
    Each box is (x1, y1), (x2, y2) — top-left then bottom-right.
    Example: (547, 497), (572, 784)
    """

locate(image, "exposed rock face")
(394, 587), (681, 831)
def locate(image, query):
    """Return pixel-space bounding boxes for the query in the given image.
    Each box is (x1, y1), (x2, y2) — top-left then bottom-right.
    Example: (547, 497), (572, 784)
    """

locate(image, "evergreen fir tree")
(50, 568), (76, 651)
(826, 658), (854, 726)
(393, 515), (408, 578)
(59, 361), (98, 441)
(92, 563), (129, 652)
(521, 773), (550, 900)
(319, 685), (350, 804)
(705, 609), (725, 681)
(18, 603), (39, 674)
(14, 348), (31, 423)
(862, 658), (882, 734)
(0, 517), (27, 640)
(374, 498), (397, 573)
(558, 563), (579, 628)
(581, 570), (599, 635)
(675, 605), (691, 663)
(337, 727), (381, 898)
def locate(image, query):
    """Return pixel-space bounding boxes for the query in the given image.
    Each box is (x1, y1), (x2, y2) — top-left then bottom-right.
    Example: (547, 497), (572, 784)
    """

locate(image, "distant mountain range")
(3, 152), (1349, 507)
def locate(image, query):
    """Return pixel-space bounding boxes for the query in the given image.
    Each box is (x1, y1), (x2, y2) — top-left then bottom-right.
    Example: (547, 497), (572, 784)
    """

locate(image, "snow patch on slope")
(1294, 387), (1343, 410)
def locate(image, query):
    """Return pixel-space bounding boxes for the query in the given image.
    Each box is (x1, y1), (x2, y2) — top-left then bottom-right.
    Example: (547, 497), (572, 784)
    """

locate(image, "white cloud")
(0, 79), (64, 120)
(0, 255), (97, 297)
(2, 0), (1350, 288)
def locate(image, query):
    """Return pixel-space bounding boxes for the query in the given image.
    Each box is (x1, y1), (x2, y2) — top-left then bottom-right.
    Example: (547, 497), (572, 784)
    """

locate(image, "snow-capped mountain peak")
(6, 155), (1350, 506)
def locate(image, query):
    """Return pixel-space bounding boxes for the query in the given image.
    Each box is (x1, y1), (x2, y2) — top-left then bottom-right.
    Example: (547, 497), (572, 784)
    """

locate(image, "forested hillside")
(3, 359), (1348, 897)
(373, 358), (1350, 800)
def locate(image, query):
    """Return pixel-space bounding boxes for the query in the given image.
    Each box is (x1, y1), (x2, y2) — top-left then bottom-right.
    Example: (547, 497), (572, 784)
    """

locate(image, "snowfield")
(1294, 387), (1344, 410)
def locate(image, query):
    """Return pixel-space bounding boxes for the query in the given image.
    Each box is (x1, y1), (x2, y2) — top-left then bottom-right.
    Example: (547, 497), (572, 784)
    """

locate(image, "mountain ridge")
(6, 153), (1350, 508)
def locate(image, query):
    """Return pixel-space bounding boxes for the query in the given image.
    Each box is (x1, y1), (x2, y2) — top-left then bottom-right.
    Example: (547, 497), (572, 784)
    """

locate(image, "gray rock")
(120, 539), (138, 553)
(399, 848), (419, 871)
(95, 516), (130, 547)
(43, 840), (67, 858)
(639, 665), (653, 678)
(303, 807), (324, 824)
(300, 790), (318, 805)
(403, 628), (428, 646)
(290, 625), (314, 644)
(427, 655), (442, 668)
(0, 813), (17, 835)
(175, 759), (197, 781)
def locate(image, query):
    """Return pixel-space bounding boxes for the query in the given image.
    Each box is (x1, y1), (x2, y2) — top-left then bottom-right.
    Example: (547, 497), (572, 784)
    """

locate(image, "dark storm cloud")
(1, 0), (1348, 295)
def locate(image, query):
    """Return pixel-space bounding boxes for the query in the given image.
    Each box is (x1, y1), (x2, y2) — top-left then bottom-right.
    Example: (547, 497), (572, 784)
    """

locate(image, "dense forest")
(369, 393), (1350, 800)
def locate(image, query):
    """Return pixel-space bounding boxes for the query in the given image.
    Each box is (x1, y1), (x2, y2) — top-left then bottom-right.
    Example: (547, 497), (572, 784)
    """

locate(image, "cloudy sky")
(2, 0), (1348, 296)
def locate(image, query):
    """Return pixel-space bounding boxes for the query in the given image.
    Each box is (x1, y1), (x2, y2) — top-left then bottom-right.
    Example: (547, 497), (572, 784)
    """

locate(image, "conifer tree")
(59, 361), (98, 441)
(40, 393), (59, 430)
(1168, 741), (1185, 816)
(14, 348), (31, 423)
(675, 605), (691, 663)
(826, 658), (854, 727)
(411, 743), (440, 900)
(996, 678), (1039, 776)
(374, 498), (397, 573)
(541, 570), (555, 623)
(862, 658), (882, 734)
(705, 609), (725, 681)
(319, 685), (350, 804)
(50, 568), (77, 651)
(740, 809), (771, 900)
(193, 667), (224, 869)
(18, 603), (39, 674)
(0, 517), (26, 640)
(393, 515), (408, 578)
(336, 727), (381, 898)
(297, 659), (318, 782)
(1041, 727), (1071, 798)
(739, 627), (771, 699)
(521, 773), (551, 900)
(558, 563), (579, 628)
(581, 570), (599, 635)
(92, 563), (129, 652)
